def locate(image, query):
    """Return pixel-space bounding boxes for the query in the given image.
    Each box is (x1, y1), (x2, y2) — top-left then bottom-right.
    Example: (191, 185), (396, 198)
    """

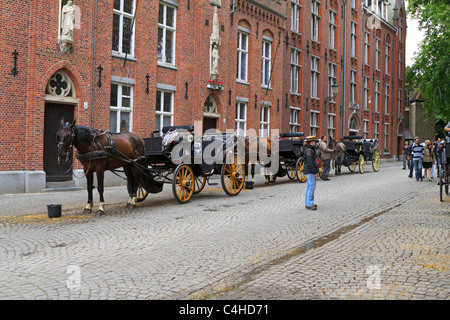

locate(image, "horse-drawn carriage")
(244, 132), (307, 185)
(277, 132), (307, 183)
(137, 125), (246, 204)
(337, 136), (381, 174)
(439, 133), (450, 202)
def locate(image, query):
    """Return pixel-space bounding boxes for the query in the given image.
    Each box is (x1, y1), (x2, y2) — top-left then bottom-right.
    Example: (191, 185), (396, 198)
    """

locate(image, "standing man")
(411, 137), (425, 181)
(304, 136), (319, 210)
(319, 136), (334, 180)
(402, 141), (412, 170)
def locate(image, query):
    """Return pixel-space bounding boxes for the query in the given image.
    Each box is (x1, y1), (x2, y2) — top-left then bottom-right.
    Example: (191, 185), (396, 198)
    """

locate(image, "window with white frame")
(262, 39), (272, 88)
(328, 114), (336, 139)
(375, 39), (380, 70)
(374, 121), (379, 141)
(290, 107), (301, 133)
(311, 0), (320, 42)
(112, 0), (135, 55)
(384, 123), (389, 151)
(398, 51), (402, 78)
(328, 62), (336, 98)
(311, 56), (320, 98)
(260, 105), (270, 138)
(290, 48), (301, 93)
(291, 0), (300, 33)
(385, 44), (390, 74)
(329, 10), (337, 49)
(364, 32), (370, 65)
(235, 102), (247, 136)
(155, 90), (174, 132)
(310, 111), (319, 136)
(237, 31), (249, 82)
(350, 70), (357, 105)
(384, 84), (389, 114)
(364, 76), (369, 109)
(365, 0), (373, 9)
(351, 21), (357, 57)
(351, 0), (356, 9)
(110, 83), (133, 133)
(375, 80), (380, 112)
(398, 88), (402, 116)
(363, 119), (369, 139)
(378, 0), (383, 16)
(158, 2), (176, 65)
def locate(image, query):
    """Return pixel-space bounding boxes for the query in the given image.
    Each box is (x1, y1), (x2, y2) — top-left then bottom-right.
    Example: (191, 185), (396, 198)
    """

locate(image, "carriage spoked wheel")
(348, 161), (357, 172)
(287, 162), (297, 180)
(295, 158), (307, 183)
(172, 164), (195, 204)
(136, 184), (149, 203)
(372, 149), (381, 172)
(221, 154), (245, 196)
(193, 175), (207, 195)
(359, 155), (365, 174)
(318, 160), (325, 179)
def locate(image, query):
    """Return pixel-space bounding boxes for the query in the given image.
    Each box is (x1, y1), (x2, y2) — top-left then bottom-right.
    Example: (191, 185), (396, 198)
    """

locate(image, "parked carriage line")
(56, 120), (383, 215)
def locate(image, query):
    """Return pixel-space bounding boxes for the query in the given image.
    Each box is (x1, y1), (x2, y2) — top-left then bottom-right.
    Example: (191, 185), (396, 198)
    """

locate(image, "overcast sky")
(404, 0), (425, 67)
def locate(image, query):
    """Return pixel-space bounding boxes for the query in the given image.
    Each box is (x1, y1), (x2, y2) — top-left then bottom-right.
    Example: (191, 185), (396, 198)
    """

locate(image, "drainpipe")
(90, 0), (99, 128)
(342, 0), (347, 137)
(230, 0), (235, 25)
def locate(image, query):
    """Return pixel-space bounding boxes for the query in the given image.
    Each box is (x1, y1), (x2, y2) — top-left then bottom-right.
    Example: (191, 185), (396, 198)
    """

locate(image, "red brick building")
(0, 0), (406, 193)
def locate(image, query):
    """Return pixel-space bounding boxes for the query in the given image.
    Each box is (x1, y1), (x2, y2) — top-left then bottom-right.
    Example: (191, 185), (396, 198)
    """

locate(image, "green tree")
(407, 0), (450, 121)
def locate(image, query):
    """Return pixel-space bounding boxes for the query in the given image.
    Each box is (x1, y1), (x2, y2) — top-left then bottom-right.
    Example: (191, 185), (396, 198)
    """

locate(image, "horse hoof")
(83, 209), (92, 215)
(95, 210), (105, 216)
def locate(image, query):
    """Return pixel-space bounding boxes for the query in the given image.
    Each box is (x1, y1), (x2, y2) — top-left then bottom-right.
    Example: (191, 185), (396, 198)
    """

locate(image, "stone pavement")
(0, 162), (448, 300)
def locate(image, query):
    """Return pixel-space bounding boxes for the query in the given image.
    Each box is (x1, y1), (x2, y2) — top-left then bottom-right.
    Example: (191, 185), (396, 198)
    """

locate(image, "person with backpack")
(304, 136), (320, 210)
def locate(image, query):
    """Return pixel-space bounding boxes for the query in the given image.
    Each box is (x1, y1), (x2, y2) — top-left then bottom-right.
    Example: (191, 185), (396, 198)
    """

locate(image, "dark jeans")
(413, 159), (423, 180)
(322, 159), (331, 178)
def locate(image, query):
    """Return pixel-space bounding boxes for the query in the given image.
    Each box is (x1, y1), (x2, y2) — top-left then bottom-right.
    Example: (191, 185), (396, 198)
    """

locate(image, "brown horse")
(56, 119), (145, 215)
(244, 136), (274, 187)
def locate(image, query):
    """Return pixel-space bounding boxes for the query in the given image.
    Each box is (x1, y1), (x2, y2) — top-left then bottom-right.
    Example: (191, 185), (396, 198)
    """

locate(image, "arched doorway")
(43, 70), (78, 182)
(203, 95), (220, 133)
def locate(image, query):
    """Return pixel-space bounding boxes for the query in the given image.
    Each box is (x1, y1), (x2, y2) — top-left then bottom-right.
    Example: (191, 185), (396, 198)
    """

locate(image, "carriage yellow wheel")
(296, 158), (307, 183)
(136, 184), (149, 202)
(172, 164), (194, 204)
(193, 175), (207, 194)
(318, 160), (324, 179)
(372, 149), (381, 172)
(359, 154), (365, 174)
(221, 154), (245, 196)
(287, 162), (297, 180)
(349, 161), (357, 172)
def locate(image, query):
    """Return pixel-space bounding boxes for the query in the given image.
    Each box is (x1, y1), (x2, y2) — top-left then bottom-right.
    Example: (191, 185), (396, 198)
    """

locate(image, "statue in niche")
(211, 43), (220, 76)
(209, 6), (221, 81)
(61, 0), (75, 40)
(59, 0), (75, 53)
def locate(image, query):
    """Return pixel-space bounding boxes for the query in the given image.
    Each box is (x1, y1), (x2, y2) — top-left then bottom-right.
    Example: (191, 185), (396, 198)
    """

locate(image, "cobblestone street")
(0, 162), (448, 300)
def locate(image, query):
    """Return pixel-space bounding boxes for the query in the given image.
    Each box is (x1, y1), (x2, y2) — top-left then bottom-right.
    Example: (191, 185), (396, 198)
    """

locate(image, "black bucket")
(47, 204), (62, 218)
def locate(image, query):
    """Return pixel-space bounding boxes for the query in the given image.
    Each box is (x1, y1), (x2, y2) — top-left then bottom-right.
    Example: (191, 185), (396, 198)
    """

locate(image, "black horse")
(56, 119), (146, 215)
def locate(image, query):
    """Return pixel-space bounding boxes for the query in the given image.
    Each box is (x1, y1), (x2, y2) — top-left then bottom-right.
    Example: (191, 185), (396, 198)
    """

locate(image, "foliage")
(406, 0), (450, 121)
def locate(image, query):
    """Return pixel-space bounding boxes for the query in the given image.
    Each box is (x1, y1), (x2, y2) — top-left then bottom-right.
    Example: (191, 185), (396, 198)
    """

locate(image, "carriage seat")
(343, 135), (362, 140)
(161, 124), (194, 133)
(279, 132), (304, 139)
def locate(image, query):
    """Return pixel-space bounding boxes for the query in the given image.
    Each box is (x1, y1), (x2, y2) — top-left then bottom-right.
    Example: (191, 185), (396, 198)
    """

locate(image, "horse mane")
(75, 125), (98, 145)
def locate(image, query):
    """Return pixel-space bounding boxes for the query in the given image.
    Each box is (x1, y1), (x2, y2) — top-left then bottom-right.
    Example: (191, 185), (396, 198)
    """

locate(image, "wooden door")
(43, 103), (74, 182)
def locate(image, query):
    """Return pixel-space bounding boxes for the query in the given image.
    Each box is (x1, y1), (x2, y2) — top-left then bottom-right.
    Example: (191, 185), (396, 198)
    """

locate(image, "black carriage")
(137, 125), (245, 204)
(439, 133), (450, 202)
(276, 132), (307, 183)
(341, 136), (381, 173)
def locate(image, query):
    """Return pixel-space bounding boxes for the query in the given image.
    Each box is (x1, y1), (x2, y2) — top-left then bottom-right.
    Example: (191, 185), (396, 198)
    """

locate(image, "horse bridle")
(57, 123), (77, 164)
